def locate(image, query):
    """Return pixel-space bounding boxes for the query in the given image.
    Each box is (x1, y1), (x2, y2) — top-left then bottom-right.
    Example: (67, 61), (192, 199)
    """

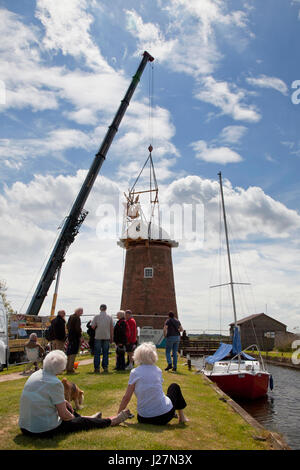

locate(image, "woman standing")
(66, 308), (83, 374)
(118, 342), (188, 425)
(113, 310), (127, 371)
(163, 311), (183, 372)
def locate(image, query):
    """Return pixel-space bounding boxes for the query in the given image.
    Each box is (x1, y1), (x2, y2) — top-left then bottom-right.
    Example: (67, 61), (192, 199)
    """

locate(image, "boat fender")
(269, 374), (274, 391)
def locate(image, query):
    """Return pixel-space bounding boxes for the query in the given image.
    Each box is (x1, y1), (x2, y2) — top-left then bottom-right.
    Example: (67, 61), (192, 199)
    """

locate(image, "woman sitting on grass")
(118, 342), (188, 425)
(19, 350), (132, 438)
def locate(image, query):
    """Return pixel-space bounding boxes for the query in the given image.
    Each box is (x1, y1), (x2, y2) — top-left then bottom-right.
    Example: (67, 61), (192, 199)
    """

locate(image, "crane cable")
(148, 61), (154, 150)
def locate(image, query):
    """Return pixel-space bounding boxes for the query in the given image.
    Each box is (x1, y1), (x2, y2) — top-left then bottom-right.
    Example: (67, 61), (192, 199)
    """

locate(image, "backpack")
(45, 323), (55, 341)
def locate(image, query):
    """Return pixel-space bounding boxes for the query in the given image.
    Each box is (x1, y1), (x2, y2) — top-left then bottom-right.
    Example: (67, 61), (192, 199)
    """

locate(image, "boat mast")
(218, 172), (238, 327)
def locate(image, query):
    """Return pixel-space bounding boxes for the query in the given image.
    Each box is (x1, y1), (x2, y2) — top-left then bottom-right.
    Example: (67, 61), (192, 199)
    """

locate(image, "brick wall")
(120, 239), (178, 329)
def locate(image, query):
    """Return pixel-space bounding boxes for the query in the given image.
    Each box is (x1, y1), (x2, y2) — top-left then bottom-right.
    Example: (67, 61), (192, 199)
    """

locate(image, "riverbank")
(247, 352), (300, 370)
(0, 351), (288, 450)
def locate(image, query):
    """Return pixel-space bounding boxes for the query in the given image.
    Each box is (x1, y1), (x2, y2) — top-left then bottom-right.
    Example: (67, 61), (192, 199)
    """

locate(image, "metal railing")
(226, 344), (267, 373)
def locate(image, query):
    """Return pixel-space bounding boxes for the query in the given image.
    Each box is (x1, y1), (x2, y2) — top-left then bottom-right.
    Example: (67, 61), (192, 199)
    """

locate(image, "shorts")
(126, 343), (136, 353)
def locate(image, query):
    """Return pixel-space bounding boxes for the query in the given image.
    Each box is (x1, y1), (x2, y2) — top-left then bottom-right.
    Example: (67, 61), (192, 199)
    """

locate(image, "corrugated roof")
(229, 313), (286, 327)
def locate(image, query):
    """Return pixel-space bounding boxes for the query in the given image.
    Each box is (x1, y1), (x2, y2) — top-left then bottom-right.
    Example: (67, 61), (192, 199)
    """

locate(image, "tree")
(0, 280), (15, 316)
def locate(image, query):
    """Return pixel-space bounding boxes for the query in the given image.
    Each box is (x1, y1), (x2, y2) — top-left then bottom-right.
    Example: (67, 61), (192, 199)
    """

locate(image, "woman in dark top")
(51, 310), (67, 351)
(86, 321), (95, 355)
(163, 311), (183, 372)
(66, 308), (83, 373)
(113, 311), (128, 370)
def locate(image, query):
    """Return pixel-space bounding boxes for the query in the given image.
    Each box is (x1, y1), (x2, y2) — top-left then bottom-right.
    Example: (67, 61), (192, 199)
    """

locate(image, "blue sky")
(1, 0), (300, 334)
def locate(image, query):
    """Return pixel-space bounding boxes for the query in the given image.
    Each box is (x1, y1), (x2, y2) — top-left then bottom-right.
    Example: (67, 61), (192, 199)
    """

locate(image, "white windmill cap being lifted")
(118, 145), (178, 248)
(118, 219), (178, 247)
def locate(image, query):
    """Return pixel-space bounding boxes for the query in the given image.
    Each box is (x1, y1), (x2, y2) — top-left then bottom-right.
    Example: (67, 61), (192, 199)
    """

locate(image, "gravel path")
(0, 358), (93, 383)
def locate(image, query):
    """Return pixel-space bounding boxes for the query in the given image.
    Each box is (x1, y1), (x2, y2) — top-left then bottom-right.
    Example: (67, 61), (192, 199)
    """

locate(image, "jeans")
(165, 336), (180, 369)
(94, 339), (110, 370)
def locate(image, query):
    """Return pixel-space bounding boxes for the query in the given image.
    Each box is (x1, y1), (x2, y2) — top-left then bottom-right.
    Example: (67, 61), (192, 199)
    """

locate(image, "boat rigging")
(202, 172), (271, 400)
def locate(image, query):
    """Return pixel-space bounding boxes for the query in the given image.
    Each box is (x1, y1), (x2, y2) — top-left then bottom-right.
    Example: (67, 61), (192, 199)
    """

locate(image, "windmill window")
(144, 267), (153, 278)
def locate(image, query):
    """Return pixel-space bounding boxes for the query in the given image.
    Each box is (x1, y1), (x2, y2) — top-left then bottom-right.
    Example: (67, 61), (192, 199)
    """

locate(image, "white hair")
(29, 333), (37, 341)
(117, 310), (125, 319)
(43, 350), (67, 375)
(133, 342), (158, 366)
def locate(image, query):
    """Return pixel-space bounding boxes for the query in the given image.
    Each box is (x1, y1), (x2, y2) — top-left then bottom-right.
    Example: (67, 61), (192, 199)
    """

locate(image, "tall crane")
(25, 51), (154, 316)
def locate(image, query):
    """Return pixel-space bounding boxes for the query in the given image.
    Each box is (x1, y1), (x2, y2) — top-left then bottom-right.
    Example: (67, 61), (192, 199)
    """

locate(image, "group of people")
(18, 306), (188, 438)
(28, 306), (184, 375)
(25, 306), (184, 376)
(45, 304), (137, 374)
(46, 305), (138, 375)
(19, 342), (188, 439)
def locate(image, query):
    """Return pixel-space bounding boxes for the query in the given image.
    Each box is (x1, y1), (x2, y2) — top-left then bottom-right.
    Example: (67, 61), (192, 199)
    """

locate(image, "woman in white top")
(19, 350), (132, 438)
(118, 342), (188, 425)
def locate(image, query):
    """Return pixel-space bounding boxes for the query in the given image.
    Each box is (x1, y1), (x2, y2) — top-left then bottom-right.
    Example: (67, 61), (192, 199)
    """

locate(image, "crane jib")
(25, 51), (154, 316)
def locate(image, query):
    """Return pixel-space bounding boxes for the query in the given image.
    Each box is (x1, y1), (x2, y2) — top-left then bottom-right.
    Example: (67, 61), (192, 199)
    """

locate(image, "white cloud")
(0, 9), (59, 112)
(246, 75), (288, 95)
(0, 6), (177, 174)
(265, 154), (276, 163)
(191, 140), (243, 164)
(0, 7), (130, 120)
(195, 76), (261, 122)
(35, 0), (112, 72)
(162, 175), (300, 244)
(0, 128), (97, 169)
(125, 9), (219, 77)
(117, 156), (180, 183)
(219, 125), (248, 144)
(115, 102), (179, 159)
(125, 1), (253, 78)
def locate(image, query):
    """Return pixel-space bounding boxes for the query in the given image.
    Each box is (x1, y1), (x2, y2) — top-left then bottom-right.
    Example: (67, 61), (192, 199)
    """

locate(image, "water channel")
(192, 358), (300, 450)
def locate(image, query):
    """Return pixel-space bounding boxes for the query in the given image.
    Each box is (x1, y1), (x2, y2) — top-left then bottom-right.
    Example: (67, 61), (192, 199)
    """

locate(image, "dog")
(61, 377), (84, 410)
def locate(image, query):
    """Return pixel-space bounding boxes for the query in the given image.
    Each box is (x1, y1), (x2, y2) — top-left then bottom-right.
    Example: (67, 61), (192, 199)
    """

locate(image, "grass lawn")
(246, 351), (294, 359)
(0, 351), (273, 450)
(261, 351), (293, 358)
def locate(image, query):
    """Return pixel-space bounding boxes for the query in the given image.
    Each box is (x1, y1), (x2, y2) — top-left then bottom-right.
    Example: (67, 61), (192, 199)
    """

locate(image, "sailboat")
(202, 172), (271, 400)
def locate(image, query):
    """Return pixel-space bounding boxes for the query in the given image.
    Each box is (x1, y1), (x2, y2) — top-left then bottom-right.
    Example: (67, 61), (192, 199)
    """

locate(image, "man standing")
(51, 310), (67, 351)
(91, 304), (113, 373)
(125, 310), (137, 370)
(66, 308), (83, 374)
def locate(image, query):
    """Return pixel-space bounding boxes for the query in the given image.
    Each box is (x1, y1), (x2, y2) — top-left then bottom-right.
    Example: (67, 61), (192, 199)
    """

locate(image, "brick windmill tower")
(118, 146), (179, 332)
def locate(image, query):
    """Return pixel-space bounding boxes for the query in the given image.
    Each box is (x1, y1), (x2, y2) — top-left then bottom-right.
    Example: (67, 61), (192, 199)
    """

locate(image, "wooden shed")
(229, 313), (286, 351)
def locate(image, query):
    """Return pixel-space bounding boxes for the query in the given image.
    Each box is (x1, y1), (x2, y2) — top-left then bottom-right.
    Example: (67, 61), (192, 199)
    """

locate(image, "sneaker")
(172, 368), (177, 372)
(94, 369), (100, 374)
(118, 409), (133, 423)
(165, 364), (172, 371)
(103, 368), (108, 373)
